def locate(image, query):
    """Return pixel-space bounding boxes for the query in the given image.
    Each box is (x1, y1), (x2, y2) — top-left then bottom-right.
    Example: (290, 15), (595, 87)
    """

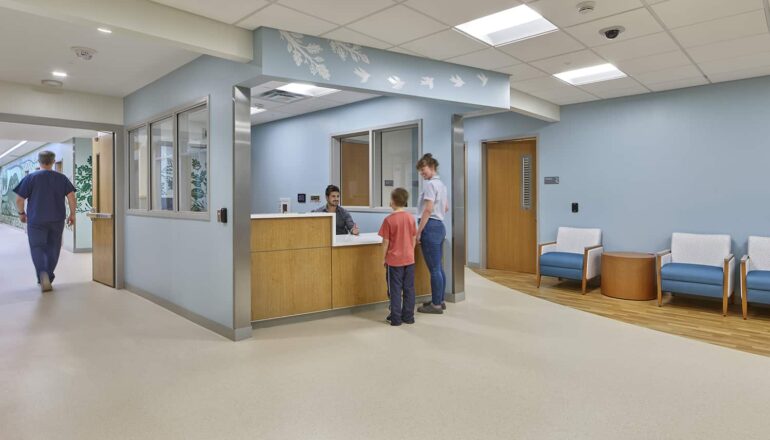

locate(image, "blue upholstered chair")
(537, 227), (603, 294)
(740, 236), (770, 320)
(656, 233), (735, 315)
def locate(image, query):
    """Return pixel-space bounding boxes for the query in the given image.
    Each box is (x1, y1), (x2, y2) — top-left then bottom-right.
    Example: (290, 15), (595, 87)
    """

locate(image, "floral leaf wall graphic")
(190, 158), (207, 212)
(353, 67), (371, 83)
(450, 74), (465, 87)
(74, 155), (93, 213)
(477, 73), (489, 86)
(280, 30), (331, 80)
(329, 40), (370, 64)
(388, 75), (406, 90)
(420, 76), (434, 89)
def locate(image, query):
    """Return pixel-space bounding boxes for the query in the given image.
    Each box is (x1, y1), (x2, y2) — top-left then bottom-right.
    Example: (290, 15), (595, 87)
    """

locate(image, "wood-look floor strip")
(474, 268), (770, 357)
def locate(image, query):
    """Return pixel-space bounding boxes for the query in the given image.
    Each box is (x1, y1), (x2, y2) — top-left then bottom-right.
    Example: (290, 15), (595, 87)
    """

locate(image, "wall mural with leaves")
(0, 158), (37, 228)
(190, 157), (207, 212)
(74, 155), (93, 213)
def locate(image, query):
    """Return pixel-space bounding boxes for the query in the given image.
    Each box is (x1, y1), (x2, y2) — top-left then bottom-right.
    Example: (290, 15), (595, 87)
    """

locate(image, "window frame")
(126, 96), (210, 221)
(331, 119), (422, 213)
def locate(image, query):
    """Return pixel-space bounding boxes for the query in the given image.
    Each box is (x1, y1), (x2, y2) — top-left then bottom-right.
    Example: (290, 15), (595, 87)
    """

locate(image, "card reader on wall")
(217, 208), (228, 223)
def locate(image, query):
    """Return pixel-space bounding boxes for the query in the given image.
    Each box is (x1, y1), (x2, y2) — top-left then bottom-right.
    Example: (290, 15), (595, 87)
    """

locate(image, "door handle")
(86, 212), (113, 219)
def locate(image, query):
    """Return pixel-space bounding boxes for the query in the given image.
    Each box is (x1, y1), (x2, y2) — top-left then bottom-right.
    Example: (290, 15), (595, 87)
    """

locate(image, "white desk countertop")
(250, 213), (334, 219)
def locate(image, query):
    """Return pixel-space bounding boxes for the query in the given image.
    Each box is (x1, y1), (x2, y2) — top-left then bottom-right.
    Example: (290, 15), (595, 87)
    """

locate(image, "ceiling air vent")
(258, 89), (307, 104)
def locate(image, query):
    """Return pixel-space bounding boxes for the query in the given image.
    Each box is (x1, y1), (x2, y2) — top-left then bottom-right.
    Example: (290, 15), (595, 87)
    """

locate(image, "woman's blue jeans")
(420, 218), (446, 305)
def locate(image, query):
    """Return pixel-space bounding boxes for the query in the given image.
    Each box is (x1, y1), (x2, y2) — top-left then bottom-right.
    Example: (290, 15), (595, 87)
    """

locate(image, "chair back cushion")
(671, 232), (730, 267)
(749, 236), (770, 271)
(556, 227), (602, 254)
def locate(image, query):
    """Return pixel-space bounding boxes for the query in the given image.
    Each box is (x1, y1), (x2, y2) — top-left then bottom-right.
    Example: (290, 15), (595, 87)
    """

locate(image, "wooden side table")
(601, 252), (657, 300)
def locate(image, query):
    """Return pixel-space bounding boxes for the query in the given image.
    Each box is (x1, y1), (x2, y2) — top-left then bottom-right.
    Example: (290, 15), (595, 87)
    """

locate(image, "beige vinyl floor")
(2, 223), (770, 440)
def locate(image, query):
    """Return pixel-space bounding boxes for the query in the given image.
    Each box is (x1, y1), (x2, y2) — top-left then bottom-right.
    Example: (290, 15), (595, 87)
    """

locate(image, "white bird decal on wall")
(477, 73), (489, 86)
(354, 67), (371, 83)
(388, 75), (406, 90)
(450, 74), (465, 87)
(420, 76), (434, 89)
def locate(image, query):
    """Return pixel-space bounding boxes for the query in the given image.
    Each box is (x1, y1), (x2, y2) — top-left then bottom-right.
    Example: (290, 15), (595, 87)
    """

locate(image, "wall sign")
(544, 176), (559, 184)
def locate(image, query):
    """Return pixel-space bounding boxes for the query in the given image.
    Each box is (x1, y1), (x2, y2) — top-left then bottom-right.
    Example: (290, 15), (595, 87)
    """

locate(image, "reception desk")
(250, 213), (432, 321)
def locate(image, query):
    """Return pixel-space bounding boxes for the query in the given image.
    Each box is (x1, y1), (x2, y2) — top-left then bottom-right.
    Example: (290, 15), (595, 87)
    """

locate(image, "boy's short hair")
(390, 188), (409, 207)
(38, 150), (56, 166)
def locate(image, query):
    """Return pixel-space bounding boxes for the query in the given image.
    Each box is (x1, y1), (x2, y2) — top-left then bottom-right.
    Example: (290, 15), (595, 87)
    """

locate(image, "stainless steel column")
(447, 114), (466, 302)
(233, 86), (253, 340)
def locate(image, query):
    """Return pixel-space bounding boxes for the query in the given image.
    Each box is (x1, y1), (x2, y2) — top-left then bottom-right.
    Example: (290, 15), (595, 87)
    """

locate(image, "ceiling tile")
(277, 0), (396, 25)
(321, 27), (392, 49)
(530, 50), (605, 74)
(593, 32), (679, 62)
(708, 65), (770, 84)
(446, 48), (520, 70)
(152, 0), (269, 24)
(651, 0), (763, 29)
(237, 4), (337, 34)
(387, 46), (421, 56)
(401, 29), (488, 60)
(698, 50), (770, 76)
(497, 31), (584, 62)
(530, 86), (598, 105)
(404, 0), (523, 26)
(646, 76), (708, 92)
(632, 64), (702, 84)
(686, 34), (770, 63)
(566, 8), (664, 47)
(614, 50), (692, 76)
(528, 0), (643, 28)
(322, 89), (378, 103)
(347, 5), (447, 45)
(496, 63), (547, 81)
(671, 9), (768, 48)
(579, 77), (649, 99)
(510, 75), (570, 93)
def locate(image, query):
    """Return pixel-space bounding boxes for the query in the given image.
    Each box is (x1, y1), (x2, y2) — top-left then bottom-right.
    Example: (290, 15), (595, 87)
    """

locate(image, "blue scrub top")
(13, 170), (76, 225)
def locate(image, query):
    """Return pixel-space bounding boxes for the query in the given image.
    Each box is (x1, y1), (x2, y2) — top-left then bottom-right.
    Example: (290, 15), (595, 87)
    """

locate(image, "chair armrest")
(725, 254), (735, 296)
(740, 255), (749, 298)
(538, 241), (557, 255)
(584, 245), (603, 279)
(656, 249), (672, 268)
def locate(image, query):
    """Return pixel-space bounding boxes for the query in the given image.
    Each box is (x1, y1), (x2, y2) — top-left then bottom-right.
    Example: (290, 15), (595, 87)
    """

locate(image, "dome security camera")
(599, 26), (625, 40)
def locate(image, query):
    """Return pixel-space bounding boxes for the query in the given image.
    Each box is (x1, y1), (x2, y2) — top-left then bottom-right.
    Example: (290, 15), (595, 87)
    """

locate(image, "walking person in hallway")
(415, 153), (449, 314)
(13, 150), (76, 292)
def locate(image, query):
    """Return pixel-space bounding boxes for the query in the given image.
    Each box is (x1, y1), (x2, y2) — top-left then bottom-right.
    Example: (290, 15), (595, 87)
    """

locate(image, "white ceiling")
(0, 7), (200, 97)
(153, 0), (770, 106)
(250, 80), (378, 125)
(0, 122), (98, 166)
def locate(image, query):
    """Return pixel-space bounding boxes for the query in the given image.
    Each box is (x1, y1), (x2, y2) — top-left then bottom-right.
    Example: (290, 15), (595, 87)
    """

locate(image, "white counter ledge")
(250, 213), (334, 219)
(333, 232), (382, 247)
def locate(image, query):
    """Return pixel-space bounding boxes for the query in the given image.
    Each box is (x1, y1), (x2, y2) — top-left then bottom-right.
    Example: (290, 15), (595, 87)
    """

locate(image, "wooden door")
(89, 133), (115, 287)
(486, 139), (537, 273)
(340, 141), (369, 206)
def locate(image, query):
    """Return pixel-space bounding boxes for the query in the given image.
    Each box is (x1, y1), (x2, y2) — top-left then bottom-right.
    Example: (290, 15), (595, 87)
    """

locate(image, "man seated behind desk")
(313, 184), (359, 235)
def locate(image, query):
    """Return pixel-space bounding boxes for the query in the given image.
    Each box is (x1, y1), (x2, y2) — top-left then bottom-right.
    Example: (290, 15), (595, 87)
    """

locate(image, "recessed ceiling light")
(455, 5), (558, 46)
(277, 83), (339, 97)
(0, 140), (28, 160)
(97, 27), (112, 34)
(554, 63), (627, 85)
(250, 106), (266, 115)
(52, 71), (67, 78)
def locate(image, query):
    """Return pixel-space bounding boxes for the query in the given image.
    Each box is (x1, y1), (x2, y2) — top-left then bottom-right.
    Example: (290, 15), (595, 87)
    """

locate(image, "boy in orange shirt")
(378, 188), (417, 326)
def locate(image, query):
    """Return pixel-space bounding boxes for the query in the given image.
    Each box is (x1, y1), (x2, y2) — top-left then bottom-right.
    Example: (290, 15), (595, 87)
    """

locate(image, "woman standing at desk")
(415, 154), (449, 314)
(314, 184), (359, 235)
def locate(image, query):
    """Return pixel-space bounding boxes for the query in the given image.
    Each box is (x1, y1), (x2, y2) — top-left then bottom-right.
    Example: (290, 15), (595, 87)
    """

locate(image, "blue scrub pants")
(27, 221), (64, 283)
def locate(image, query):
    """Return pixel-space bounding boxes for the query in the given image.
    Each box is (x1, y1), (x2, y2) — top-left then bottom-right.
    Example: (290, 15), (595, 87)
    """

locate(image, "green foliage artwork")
(190, 158), (207, 212)
(75, 155), (93, 213)
(0, 159), (37, 228)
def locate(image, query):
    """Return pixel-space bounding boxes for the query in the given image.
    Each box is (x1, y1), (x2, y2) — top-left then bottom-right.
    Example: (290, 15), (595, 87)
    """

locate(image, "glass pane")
(177, 105), (208, 212)
(377, 126), (419, 208)
(151, 117), (174, 211)
(128, 126), (148, 209)
(339, 133), (369, 207)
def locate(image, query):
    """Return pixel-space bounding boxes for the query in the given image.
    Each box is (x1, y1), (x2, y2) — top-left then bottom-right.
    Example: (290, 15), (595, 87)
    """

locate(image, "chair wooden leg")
(536, 275), (541, 288)
(722, 294), (728, 317)
(742, 295), (748, 320)
(729, 294), (735, 304)
(657, 286), (662, 307)
(581, 278), (587, 295)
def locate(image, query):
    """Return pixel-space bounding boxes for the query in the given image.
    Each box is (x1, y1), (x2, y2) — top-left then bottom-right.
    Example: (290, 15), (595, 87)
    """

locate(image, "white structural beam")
(509, 88), (560, 122)
(0, 80), (123, 125)
(0, 0), (253, 63)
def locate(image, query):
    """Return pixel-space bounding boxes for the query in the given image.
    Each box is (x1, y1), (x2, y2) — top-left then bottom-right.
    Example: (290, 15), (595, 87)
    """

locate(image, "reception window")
(127, 97), (209, 219)
(333, 120), (421, 210)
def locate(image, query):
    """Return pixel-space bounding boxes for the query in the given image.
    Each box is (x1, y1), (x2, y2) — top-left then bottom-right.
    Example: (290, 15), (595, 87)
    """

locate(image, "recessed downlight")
(554, 63), (627, 85)
(52, 71), (67, 78)
(41, 79), (63, 88)
(97, 27), (112, 34)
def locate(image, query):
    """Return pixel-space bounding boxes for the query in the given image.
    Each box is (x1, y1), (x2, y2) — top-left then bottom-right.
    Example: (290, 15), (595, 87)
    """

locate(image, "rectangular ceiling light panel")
(277, 83), (339, 97)
(554, 63), (627, 85)
(455, 5), (558, 46)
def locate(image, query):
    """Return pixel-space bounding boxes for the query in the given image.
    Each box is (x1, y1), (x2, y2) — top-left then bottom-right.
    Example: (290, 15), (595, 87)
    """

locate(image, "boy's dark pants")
(386, 264), (416, 325)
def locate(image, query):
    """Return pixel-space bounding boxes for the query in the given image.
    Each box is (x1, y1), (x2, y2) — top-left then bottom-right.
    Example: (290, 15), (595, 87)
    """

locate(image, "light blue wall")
(123, 55), (261, 329)
(251, 95), (476, 288)
(465, 75), (770, 265)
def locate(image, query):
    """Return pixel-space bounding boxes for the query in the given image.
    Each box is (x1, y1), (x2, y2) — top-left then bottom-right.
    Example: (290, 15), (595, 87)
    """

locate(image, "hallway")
(2, 224), (770, 439)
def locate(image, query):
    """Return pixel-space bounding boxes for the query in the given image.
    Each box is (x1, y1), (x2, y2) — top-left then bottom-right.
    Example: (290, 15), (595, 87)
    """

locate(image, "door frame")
(0, 112), (125, 288)
(480, 135), (540, 270)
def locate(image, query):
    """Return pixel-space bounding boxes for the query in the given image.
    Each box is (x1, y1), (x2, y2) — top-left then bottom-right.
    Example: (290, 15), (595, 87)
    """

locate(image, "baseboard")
(124, 283), (248, 341)
(252, 294), (432, 329)
(445, 291), (465, 303)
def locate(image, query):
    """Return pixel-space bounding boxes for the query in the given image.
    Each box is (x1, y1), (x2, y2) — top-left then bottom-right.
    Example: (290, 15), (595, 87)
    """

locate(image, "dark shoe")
(402, 318), (415, 324)
(417, 304), (443, 314)
(39, 272), (52, 292)
(390, 321), (402, 326)
(422, 301), (446, 310)
(385, 315), (392, 322)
